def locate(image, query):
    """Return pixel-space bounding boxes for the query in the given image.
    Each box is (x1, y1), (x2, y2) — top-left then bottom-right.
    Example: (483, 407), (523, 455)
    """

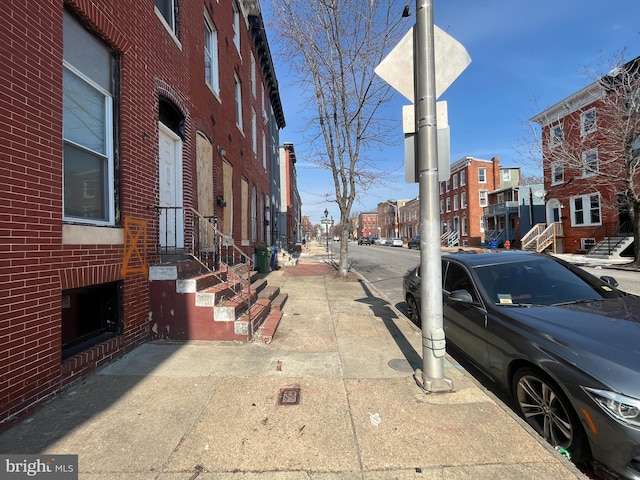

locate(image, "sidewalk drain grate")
(278, 387), (301, 406)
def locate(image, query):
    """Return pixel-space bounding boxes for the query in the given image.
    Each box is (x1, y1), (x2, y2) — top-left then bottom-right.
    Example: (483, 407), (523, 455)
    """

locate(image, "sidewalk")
(0, 242), (586, 479)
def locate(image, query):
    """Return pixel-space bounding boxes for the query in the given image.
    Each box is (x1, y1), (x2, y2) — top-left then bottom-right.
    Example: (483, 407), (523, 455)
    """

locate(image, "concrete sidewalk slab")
(0, 242), (586, 480)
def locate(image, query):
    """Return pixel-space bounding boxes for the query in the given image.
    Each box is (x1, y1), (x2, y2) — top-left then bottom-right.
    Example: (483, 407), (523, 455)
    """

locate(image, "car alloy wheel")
(512, 368), (589, 464)
(406, 296), (421, 326)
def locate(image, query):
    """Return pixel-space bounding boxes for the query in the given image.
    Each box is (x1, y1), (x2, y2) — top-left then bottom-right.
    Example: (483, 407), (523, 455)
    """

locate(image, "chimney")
(491, 156), (501, 188)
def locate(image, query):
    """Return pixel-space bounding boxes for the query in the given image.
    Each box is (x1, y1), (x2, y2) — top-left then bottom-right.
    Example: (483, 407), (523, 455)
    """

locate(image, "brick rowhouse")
(0, 0), (285, 424)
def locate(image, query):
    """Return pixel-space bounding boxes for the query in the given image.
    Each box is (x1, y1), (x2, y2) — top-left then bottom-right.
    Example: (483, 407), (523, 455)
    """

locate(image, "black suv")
(358, 236), (372, 245)
(407, 235), (420, 249)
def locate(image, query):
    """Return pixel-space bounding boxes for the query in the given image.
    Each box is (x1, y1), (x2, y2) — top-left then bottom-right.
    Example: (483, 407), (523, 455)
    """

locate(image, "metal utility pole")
(414, 0), (453, 392)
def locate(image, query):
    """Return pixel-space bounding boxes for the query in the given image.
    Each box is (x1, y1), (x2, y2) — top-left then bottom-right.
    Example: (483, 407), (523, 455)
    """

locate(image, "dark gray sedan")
(403, 251), (640, 480)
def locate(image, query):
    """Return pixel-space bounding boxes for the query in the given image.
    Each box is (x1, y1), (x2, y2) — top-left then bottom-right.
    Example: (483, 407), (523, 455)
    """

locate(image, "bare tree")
(531, 55), (640, 265)
(267, 0), (410, 277)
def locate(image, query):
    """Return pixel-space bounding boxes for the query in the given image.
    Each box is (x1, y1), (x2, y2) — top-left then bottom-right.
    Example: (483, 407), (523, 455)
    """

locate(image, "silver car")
(403, 251), (640, 479)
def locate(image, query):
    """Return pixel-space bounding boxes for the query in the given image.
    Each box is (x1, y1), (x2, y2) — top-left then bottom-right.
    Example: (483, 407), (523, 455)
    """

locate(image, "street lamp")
(324, 208), (329, 252)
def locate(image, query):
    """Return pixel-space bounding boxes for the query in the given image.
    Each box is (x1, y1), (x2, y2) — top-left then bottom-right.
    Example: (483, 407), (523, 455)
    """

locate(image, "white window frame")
(453, 194), (459, 211)
(232, 2), (240, 53)
(440, 199), (444, 214)
(234, 75), (243, 131)
(250, 53), (256, 98)
(461, 217), (468, 236)
(570, 193), (601, 227)
(446, 197), (451, 212)
(452, 174), (458, 189)
(580, 108), (597, 137)
(446, 179), (450, 192)
(479, 190), (488, 207)
(478, 167), (486, 183)
(460, 170), (466, 186)
(502, 170), (511, 182)
(155, 0), (177, 36)
(461, 191), (467, 208)
(63, 13), (115, 226)
(251, 108), (257, 154)
(204, 15), (219, 96)
(551, 161), (564, 186)
(582, 148), (598, 178)
(550, 124), (563, 148)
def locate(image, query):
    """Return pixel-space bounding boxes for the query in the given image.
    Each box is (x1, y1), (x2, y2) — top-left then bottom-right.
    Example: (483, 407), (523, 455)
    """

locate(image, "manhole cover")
(277, 387), (301, 406)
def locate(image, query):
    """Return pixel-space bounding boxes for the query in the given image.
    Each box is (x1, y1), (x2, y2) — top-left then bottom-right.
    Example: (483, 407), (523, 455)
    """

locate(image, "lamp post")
(323, 208), (329, 252)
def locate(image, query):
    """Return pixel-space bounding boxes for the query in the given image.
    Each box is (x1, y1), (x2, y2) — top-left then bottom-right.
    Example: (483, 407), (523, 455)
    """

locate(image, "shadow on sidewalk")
(355, 280), (422, 371)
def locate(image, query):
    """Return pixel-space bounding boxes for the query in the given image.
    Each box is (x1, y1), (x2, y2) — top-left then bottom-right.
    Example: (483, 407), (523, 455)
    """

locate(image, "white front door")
(158, 123), (183, 249)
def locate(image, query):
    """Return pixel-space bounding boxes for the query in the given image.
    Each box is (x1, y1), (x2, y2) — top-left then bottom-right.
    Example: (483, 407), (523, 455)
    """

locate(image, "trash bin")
(256, 246), (270, 273)
(488, 240), (498, 250)
(270, 246), (278, 270)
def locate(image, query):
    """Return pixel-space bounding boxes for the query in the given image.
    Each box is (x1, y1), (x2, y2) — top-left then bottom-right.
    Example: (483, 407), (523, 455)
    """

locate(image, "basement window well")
(61, 281), (123, 359)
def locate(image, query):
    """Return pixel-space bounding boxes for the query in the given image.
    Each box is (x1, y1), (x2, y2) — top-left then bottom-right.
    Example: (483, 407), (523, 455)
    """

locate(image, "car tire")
(511, 367), (590, 465)
(406, 295), (421, 326)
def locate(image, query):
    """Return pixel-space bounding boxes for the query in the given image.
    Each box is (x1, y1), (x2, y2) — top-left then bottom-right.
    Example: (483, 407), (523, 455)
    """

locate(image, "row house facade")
(377, 200), (407, 238)
(399, 197), (420, 239)
(531, 57), (640, 254)
(357, 212), (379, 238)
(278, 143), (301, 248)
(439, 156), (501, 247)
(0, 0), (287, 424)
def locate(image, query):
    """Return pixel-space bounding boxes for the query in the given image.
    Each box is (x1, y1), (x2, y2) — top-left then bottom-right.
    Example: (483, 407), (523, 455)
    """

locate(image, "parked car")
(402, 251), (640, 479)
(358, 236), (372, 245)
(407, 235), (420, 249)
(391, 238), (403, 247)
(375, 237), (390, 245)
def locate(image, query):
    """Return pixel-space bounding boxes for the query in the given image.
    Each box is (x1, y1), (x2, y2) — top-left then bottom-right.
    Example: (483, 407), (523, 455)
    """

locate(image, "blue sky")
(265, 1), (640, 224)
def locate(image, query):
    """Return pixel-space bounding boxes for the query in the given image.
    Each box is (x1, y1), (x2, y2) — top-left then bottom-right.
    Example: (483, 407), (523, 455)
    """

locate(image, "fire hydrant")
(504, 240), (511, 250)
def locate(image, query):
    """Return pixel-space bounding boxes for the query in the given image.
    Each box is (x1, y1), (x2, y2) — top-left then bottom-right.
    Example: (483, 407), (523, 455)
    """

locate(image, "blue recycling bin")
(488, 240), (498, 250)
(270, 246), (278, 270)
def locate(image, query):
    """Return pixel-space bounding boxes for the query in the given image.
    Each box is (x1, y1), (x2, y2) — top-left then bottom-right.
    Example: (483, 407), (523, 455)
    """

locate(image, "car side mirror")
(600, 275), (619, 288)
(448, 289), (475, 303)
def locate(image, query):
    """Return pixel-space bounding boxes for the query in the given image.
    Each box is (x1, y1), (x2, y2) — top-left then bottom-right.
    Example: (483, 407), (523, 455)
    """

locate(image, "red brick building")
(399, 197), (420, 239)
(0, 0), (285, 424)
(357, 212), (378, 239)
(440, 156), (501, 247)
(531, 61), (639, 254)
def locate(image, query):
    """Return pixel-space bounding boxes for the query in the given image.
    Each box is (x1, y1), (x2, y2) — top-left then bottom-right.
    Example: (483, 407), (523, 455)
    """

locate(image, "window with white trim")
(550, 124), (563, 148)
(251, 108), (257, 154)
(461, 217), (468, 236)
(446, 179), (450, 192)
(250, 53), (256, 98)
(156, 0), (178, 36)
(204, 17), (219, 95)
(446, 197), (451, 212)
(582, 148), (598, 177)
(439, 182), (444, 194)
(551, 161), (564, 185)
(479, 190), (488, 207)
(453, 194), (459, 211)
(478, 167), (486, 183)
(580, 108), (596, 136)
(461, 191), (467, 208)
(232, 2), (240, 53)
(460, 170), (466, 186)
(440, 199), (444, 214)
(234, 75), (243, 130)
(452, 174), (458, 189)
(63, 11), (115, 225)
(571, 193), (601, 227)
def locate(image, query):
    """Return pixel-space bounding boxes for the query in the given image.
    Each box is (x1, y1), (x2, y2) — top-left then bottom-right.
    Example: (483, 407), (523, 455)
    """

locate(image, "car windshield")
(474, 258), (619, 306)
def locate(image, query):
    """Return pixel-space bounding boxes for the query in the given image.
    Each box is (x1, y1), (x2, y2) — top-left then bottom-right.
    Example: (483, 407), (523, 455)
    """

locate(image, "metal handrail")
(153, 206), (253, 319)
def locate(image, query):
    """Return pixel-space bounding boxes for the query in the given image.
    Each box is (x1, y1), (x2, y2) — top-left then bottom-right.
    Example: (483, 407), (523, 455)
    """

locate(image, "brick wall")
(1, 0), (280, 424)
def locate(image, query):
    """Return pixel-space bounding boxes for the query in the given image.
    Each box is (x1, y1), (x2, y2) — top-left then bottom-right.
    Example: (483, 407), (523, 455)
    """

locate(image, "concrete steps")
(149, 260), (287, 342)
